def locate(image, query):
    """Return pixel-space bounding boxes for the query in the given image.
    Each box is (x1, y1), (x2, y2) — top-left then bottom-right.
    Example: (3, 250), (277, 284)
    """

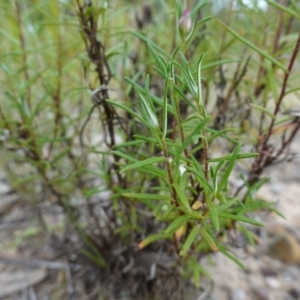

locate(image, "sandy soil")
(201, 133), (300, 300)
(0, 134), (300, 300)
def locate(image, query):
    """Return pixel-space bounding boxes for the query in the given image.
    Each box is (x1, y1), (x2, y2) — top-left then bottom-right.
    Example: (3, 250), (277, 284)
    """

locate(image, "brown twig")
(249, 31), (300, 183)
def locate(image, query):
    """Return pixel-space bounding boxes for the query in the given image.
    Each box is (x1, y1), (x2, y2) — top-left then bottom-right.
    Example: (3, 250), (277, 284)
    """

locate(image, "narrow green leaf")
(174, 85), (198, 111)
(142, 166), (167, 178)
(148, 91), (175, 114)
(188, 210), (205, 220)
(138, 233), (171, 250)
(191, 261), (201, 288)
(113, 140), (145, 149)
(188, 256), (210, 288)
(239, 224), (256, 246)
(148, 43), (168, 77)
(217, 197), (238, 213)
(208, 128), (237, 142)
(153, 202), (169, 217)
(52, 149), (72, 163)
(185, 17), (212, 45)
(112, 150), (138, 163)
(123, 193), (172, 201)
(129, 31), (171, 58)
(217, 144), (241, 194)
(218, 212), (263, 226)
(207, 128), (240, 144)
(185, 165), (213, 193)
(0, 28), (19, 44)
(201, 59), (241, 71)
(249, 103), (275, 119)
(196, 53), (205, 105)
(219, 246), (245, 269)
(217, 19), (287, 71)
(258, 201), (286, 219)
(266, 62), (279, 101)
(210, 205), (219, 231)
(190, 1), (208, 18)
(216, 192), (227, 204)
(199, 227), (218, 252)
(209, 152), (259, 162)
(144, 74), (154, 111)
(119, 156), (166, 174)
(105, 99), (147, 126)
(135, 88), (159, 128)
(13, 174), (40, 186)
(162, 205), (177, 220)
(180, 225), (199, 256)
(285, 86), (300, 95)
(165, 215), (191, 234)
(210, 166), (218, 191)
(215, 160), (225, 178)
(132, 135), (157, 143)
(173, 183), (191, 213)
(170, 45), (180, 79)
(113, 151), (167, 178)
(81, 249), (107, 267)
(173, 118), (210, 163)
(172, 60), (198, 95)
(266, 0), (300, 20)
(162, 74), (169, 138)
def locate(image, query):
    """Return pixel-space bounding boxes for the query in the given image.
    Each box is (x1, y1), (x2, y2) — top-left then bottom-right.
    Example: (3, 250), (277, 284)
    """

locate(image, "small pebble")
(231, 288), (247, 300)
(267, 233), (300, 263)
(288, 288), (300, 299)
(252, 287), (269, 300)
(269, 182), (282, 194)
(265, 277), (281, 289)
(246, 245), (257, 255)
(260, 266), (278, 277)
(282, 265), (300, 282)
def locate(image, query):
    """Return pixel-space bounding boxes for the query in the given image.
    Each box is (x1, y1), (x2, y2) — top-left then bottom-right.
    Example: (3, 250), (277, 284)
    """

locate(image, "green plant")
(1, 0), (300, 298)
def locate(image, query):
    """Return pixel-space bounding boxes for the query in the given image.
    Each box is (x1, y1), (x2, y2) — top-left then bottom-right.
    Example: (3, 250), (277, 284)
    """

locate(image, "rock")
(288, 288), (300, 299)
(269, 182), (282, 194)
(252, 287), (269, 300)
(246, 245), (257, 256)
(266, 233), (300, 263)
(260, 266), (278, 277)
(281, 265), (300, 283)
(231, 288), (247, 300)
(265, 277), (281, 289)
(0, 269), (47, 297)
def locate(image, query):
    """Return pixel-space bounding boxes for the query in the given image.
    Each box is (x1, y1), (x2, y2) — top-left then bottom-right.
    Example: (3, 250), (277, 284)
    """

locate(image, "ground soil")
(0, 133), (300, 300)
